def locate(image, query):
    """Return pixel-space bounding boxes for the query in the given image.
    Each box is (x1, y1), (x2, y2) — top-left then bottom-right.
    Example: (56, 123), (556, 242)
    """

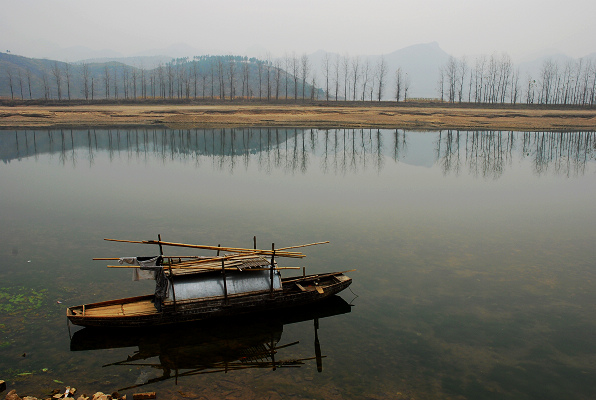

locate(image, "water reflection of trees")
(3, 128), (394, 175)
(2, 128), (593, 177)
(436, 130), (594, 178)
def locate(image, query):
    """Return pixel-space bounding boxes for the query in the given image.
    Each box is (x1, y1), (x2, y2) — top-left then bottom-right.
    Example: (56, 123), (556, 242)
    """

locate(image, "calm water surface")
(0, 128), (595, 399)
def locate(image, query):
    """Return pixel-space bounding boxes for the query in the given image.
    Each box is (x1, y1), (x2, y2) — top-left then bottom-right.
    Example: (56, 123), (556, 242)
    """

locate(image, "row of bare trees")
(320, 53), (408, 102)
(438, 54), (521, 104)
(2, 52), (409, 102)
(439, 53), (596, 105)
(528, 58), (596, 105)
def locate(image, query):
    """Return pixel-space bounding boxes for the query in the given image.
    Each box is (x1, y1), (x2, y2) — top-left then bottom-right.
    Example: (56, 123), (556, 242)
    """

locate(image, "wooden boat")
(67, 237), (353, 328)
(70, 295), (352, 390)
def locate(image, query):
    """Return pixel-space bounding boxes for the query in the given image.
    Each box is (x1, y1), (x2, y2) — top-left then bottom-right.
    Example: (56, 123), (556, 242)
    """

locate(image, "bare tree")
(241, 59), (249, 99)
(132, 66), (138, 99)
(292, 53), (299, 100)
(376, 56), (387, 101)
(229, 58), (236, 100)
(217, 57), (225, 99)
(284, 53), (291, 99)
(41, 70), (50, 99)
(394, 67), (403, 102)
(445, 56), (457, 102)
(322, 52), (331, 101)
(167, 62), (175, 98)
(192, 59), (199, 99)
(311, 73), (317, 99)
(342, 54), (350, 100)
(274, 59), (282, 100)
(403, 73), (411, 101)
(64, 62), (72, 100)
(82, 63), (90, 100)
(257, 60), (263, 99)
(122, 66), (129, 99)
(26, 68), (33, 99)
(457, 56), (467, 102)
(6, 66), (15, 99)
(525, 75), (536, 104)
(351, 56), (360, 101)
(539, 58), (556, 104)
(113, 65), (119, 99)
(437, 66), (445, 101)
(52, 62), (63, 100)
(140, 64), (146, 99)
(209, 60), (215, 99)
(18, 69), (24, 99)
(103, 65), (110, 98)
(510, 67), (520, 104)
(266, 54), (272, 101)
(497, 53), (512, 103)
(361, 59), (370, 101)
(301, 53), (310, 99)
(333, 54), (341, 101)
(473, 55), (486, 102)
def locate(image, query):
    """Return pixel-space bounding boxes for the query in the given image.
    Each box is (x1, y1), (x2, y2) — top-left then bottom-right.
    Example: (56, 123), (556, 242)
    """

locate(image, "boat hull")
(67, 272), (352, 328)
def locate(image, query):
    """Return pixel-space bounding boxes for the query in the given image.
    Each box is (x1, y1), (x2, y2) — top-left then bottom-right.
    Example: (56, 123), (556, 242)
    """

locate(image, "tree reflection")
(2, 128), (593, 178)
(436, 130), (593, 178)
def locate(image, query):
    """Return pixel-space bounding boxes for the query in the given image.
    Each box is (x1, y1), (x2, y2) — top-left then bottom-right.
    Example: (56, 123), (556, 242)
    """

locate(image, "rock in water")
(5, 390), (22, 400)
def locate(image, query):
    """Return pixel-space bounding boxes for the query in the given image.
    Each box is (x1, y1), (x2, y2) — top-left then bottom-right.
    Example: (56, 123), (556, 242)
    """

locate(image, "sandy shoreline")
(1, 103), (595, 130)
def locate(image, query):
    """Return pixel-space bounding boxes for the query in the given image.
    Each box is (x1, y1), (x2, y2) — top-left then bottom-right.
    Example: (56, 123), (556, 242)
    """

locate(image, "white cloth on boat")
(120, 256), (162, 281)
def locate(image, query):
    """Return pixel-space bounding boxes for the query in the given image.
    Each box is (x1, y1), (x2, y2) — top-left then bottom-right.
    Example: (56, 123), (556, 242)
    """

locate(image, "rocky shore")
(3, 387), (155, 400)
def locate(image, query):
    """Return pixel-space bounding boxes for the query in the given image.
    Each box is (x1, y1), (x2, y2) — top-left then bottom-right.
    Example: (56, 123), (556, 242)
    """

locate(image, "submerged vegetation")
(0, 286), (47, 315)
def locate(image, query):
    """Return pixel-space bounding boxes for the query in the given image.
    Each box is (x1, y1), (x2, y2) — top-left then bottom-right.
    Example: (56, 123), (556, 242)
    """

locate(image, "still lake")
(0, 128), (595, 400)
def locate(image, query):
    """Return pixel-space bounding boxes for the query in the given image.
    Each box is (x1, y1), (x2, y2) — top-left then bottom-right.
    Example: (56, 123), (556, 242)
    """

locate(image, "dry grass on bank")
(0, 103), (595, 131)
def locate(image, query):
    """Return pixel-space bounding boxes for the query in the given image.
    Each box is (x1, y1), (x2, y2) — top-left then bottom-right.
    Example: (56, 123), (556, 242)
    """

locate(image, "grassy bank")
(0, 101), (595, 130)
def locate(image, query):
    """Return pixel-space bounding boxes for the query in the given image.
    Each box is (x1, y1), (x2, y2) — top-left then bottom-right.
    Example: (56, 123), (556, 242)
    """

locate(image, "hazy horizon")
(1, 0), (595, 62)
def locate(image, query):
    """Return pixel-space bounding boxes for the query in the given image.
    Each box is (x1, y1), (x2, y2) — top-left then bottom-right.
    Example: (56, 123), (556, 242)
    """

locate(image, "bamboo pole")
(270, 243), (275, 297)
(168, 258), (176, 313)
(276, 241), (330, 251)
(106, 265), (299, 271)
(103, 238), (306, 258)
(93, 256), (209, 261)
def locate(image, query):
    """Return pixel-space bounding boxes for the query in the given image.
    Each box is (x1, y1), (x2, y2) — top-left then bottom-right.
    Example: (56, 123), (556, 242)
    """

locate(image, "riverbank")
(0, 103), (595, 130)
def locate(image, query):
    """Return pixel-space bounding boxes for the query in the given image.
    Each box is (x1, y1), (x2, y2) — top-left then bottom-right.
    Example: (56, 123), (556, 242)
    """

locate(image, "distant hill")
(75, 55), (174, 70)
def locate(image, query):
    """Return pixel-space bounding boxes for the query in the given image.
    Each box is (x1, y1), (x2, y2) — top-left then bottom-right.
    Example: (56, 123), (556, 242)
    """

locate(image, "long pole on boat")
(270, 243), (275, 298)
(168, 257), (177, 313)
(222, 257), (228, 304)
(276, 241), (330, 251)
(103, 238), (306, 258)
(157, 234), (164, 256)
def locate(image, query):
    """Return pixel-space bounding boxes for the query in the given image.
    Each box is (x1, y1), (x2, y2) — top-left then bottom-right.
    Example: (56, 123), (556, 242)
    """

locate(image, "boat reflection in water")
(70, 295), (352, 390)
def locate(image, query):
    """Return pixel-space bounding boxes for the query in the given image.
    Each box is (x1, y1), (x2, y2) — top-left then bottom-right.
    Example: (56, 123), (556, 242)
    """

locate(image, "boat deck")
(71, 298), (157, 317)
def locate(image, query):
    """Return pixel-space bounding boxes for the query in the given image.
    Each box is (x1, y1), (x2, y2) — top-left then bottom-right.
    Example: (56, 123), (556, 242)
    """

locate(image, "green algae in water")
(0, 287), (47, 315)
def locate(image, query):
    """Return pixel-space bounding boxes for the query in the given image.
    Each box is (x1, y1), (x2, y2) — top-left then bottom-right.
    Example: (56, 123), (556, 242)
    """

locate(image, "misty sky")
(1, 0), (594, 60)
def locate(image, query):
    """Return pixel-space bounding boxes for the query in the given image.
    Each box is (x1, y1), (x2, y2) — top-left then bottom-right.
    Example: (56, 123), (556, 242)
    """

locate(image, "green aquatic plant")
(0, 287), (48, 315)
